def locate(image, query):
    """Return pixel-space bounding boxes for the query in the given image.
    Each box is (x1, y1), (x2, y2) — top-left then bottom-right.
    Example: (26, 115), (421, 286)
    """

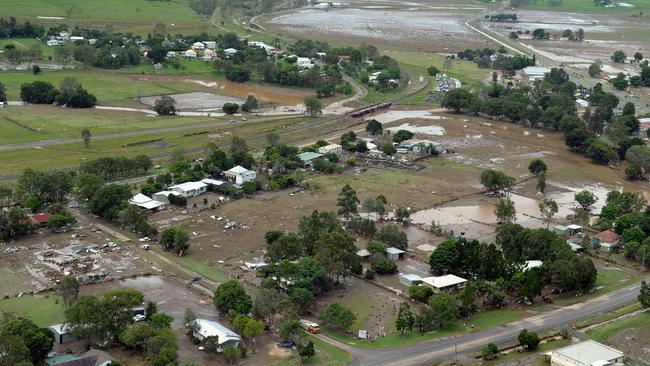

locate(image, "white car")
(133, 314), (146, 322)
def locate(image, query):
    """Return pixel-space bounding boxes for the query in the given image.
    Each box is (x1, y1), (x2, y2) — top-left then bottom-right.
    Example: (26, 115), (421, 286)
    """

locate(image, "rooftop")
(400, 274), (422, 281)
(195, 319), (241, 345)
(130, 193), (152, 204)
(551, 340), (623, 366)
(29, 213), (53, 223)
(357, 249), (371, 257)
(298, 152), (324, 162)
(170, 181), (207, 191)
(386, 247), (405, 255)
(226, 165), (250, 174)
(595, 230), (620, 242)
(422, 274), (467, 289)
(201, 178), (225, 186)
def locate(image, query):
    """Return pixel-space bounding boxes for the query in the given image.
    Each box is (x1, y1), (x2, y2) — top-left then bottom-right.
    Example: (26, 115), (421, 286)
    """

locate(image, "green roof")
(47, 354), (80, 365)
(298, 152), (324, 162)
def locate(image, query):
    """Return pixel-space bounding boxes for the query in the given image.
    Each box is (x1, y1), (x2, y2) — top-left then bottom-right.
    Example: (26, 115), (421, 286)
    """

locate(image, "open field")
(0, 294), (66, 326)
(0, 37), (54, 59)
(4, 0), (210, 34)
(278, 337), (352, 366)
(513, 0), (650, 14)
(587, 313), (650, 365)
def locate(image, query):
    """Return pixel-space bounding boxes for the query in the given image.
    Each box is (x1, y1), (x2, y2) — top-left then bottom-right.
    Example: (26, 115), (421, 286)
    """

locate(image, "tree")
(441, 88), (477, 113)
(588, 61), (601, 77)
(159, 227), (190, 255)
(2, 318), (55, 365)
(640, 281), (650, 308)
(318, 303), (356, 330)
(528, 159), (547, 176)
(0, 82), (7, 102)
(586, 139), (618, 165)
(289, 287), (315, 314)
(81, 128), (91, 149)
(337, 184), (359, 219)
(495, 197), (516, 223)
(626, 145), (650, 177)
(184, 308), (200, 335)
(622, 102), (636, 116)
(574, 190), (598, 211)
(297, 340), (315, 360)
(59, 275), (80, 306)
(153, 95), (176, 115)
(65, 295), (109, 349)
(304, 97), (322, 117)
(149, 313), (173, 329)
(611, 50), (626, 63)
(395, 302), (415, 336)
(539, 198), (558, 228)
(20, 81), (58, 104)
(371, 254), (398, 274)
(376, 224), (408, 250)
(0, 332), (30, 366)
(520, 269), (542, 301)
(32, 64), (41, 75)
(518, 329), (540, 351)
(241, 95), (258, 112)
(222, 345), (240, 364)
(482, 343), (500, 360)
(480, 169), (515, 195)
(366, 119), (383, 135)
(427, 294), (459, 328)
(223, 102), (239, 114)
(537, 172), (546, 194)
(213, 280), (252, 316)
(427, 66), (440, 76)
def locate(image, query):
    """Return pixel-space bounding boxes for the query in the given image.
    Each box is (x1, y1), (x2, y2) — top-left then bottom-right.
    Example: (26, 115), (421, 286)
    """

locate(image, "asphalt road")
(314, 280), (644, 366)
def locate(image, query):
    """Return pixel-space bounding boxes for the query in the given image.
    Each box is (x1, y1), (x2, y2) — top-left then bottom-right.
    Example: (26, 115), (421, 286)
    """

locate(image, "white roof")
(195, 319), (241, 345)
(357, 249), (371, 257)
(49, 324), (70, 334)
(170, 181), (207, 192)
(130, 193), (152, 204)
(224, 48), (237, 53)
(551, 340), (623, 366)
(386, 247), (405, 255)
(523, 260), (543, 271)
(139, 200), (165, 210)
(201, 178), (225, 186)
(400, 274), (422, 281)
(567, 224), (582, 230)
(422, 274), (467, 289)
(226, 165), (250, 174)
(154, 190), (180, 197)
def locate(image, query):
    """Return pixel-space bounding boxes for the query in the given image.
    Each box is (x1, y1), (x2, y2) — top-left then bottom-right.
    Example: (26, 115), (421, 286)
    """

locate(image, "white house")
(192, 41), (205, 50)
(224, 165), (256, 186)
(184, 49), (197, 58)
(203, 49), (217, 58)
(224, 48), (238, 57)
(170, 181), (207, 197)
(422, 274), (467, 293)
(522, 260), (543, 272)
(549, 340), (624, 366)
(128, 193), (166, 211)
(202, 41), (217, 49)
(318, 144), (343, 155)
(166, 51), (177, 59)
(296, 56), (314, 69)
(522, 67), (551, 79)
(46, 39), (65, 46)
(152, 190), (180, 204)
(193, 319), (242, 352)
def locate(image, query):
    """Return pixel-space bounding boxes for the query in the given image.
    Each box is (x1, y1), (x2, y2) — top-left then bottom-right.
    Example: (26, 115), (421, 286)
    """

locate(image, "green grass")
(588, 312), (650, 342)
(485, 338), (572, 366)
(277, 337), (352, 366)
(513, 0), (650, 14)
(573, 302), (643, 329)
(5, 0), (211, 34)
(553, 267), (640, 306)
(123, 58), (217, 75)
(386, 51), (489, 88)
(0, 37), (53, 58)
(0, 267), (29, 297)
(157, 250), (229, 283)
(0, 69), (205, 106)
(0, 294), (66, 326)
(322, 309), (528, 349)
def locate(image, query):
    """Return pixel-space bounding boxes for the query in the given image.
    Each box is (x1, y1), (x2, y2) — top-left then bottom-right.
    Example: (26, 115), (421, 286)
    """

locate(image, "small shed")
(298, 152), (324, 168)
(318, 144), (343, 155)
(566, 224), (582, 236)
(386, 247), (405, 261)
(553, 225), (569, 236)
(49, 324), (75, 344)
(29, 213), (52, 226)
(356, 249), (371, 261)
(399, 274), (423, 287)
(201, 178), (225, 190)
(568, 243), (584, 252)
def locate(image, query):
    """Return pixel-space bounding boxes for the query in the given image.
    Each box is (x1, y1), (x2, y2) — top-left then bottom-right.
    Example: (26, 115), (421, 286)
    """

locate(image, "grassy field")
(573, 302), (643, 329)
(157, 250), (229, 284)
(553, 267), (640, 306)
(484, 338), (572, 366)
(514, 0), (650, 14)
(0, 293), (66, 326)
(588, 313), (650, 342)
(323, 308), (528, 349)
(5, 0), (211, 34)
(0, 37), (54, 58)
(0, 69), (206, 106)
(277, 337), (352, 366)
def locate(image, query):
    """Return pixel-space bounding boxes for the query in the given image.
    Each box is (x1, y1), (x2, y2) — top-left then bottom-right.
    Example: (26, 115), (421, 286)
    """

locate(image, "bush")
(223, 102), (240, 114)
(168, 194), (187, 207)
(408, 285), (433, 302)
(482, 343), (500, 360)
(370, 254), (398, 274)
(241, 181), (257, 195)
(20, 81), (58, 104)
(518, 329), (540, 351)
(153, 95), (177, 115)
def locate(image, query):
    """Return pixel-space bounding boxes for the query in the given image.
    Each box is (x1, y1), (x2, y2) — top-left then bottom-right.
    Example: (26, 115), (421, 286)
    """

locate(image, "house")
(296, 57), (314, 69)
(46, 349), (114, 366)
(49, 324), (75, 344)
(554, 224), (581, 237)
(203, 49), (217, 58)
(191, 41), (205, 50)
(575, 99), (589, 109)
(166, 51), (176, 59)
(403, 139), (444, 154)
(518, 33), (533, 40)
(399, 274), (423, 287)
(568, 242), (584, 252)
(193, 319), (242, 352)
(522, 67), (551, 79)
(356, 249), (371, 261)
(224, 48), (238, 57)
(152, 190), (180, 204)
(184, 49), (197, 58)
(170, 181), (207, 198)
(318, 143), (343, 155)
(522, 260), (543, 272)
(592, 230), (620, 252)
(386, 247), (405, 261)
(203, 41), (217, 49)
(201, 178), (226, 190)
(224, 165), (256, 186)
(298, 151), (324, 168)
(422, 274), (467, 293)
(46, 39), (65, 46)
(29, 213), (52, 226)
(128, 193), (166, 211)
(639, 117), (650, 131)
(549, 340), (624, 366)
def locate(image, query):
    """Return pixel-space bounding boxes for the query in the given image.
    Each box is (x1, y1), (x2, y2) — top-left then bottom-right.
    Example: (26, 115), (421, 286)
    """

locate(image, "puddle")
(385, 123), (445, 136)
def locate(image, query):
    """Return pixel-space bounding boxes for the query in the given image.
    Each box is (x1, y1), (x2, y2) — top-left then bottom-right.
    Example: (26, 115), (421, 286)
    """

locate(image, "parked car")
(276, 339), (296, 348)
(133, 314), (146, 322)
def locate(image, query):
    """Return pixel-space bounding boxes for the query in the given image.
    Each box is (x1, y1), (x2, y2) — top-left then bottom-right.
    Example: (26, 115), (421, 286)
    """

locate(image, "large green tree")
(213, 280), (252, 315)
(337, 184), (359, 219)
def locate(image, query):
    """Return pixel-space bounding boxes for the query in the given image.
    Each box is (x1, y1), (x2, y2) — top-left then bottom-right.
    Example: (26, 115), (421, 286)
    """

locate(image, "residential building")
(224, 48), (238, 57)
(46, 39), (65, 46)
(386, 247), (405, 261)
(191, 41), (205, 50)
(201, 178), (226, 189)
(522, 67), (551, 79)
(522, 260), (543, 272)
(46, 349), (114, 366)
(166, 51), (177, 58)
(128, 193), (166, 211)
(203, 41), (217, 49)
(152, 190), (180, 204)
(298, 151), (324, 168)
(193, 319), (242, 352)
(399, 274), (423, 286)
(203, 49), (217, 58)
(296, 57), (314, 69)
(422, 274), (467, 293)
(169, 181), (208, 197)
(356, 249), (371, 261)
(184, 49), (197, 58)
(318, 143), (343, 155)
(224, 165), (256, 186)
(549, 340), (624, 366)
(28, 213), (52, 226)
(592, 230), (620, 252)
(554, 224), (582, 237)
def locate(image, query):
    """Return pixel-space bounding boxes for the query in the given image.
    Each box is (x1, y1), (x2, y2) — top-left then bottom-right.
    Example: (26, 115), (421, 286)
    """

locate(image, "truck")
(299, 319), (321, 334)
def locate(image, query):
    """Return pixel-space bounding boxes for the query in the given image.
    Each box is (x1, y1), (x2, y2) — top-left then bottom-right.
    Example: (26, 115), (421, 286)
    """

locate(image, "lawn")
(553, 267), (640, 306)
(573, 302), (643, 329)
(0, 293), (66, 326)
(0, 69), (205, 105)
(277, 337), (352, 366)
(122, 58), (217, 76)
(0, 37), (53, 59)
(5, 0), (211, 34)
(587, 313), (650, 343)
(323, 308), (528, 349)
(513, 0), (650, 14)
(485, 337), (572, 366)
(157, 250), (229, 284)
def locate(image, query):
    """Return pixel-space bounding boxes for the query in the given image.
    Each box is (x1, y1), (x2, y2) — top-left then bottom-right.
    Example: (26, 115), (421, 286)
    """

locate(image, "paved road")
(319, 280), (643, 366)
